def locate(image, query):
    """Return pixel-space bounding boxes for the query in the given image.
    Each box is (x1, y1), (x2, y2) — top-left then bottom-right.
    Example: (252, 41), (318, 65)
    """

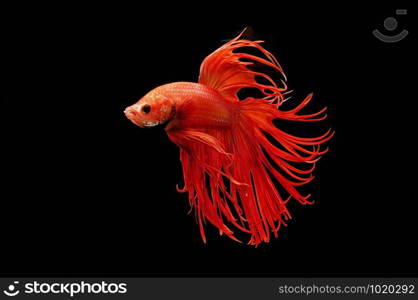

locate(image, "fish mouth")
(124, 107), (144, 127)
(124, 108), (141, 126)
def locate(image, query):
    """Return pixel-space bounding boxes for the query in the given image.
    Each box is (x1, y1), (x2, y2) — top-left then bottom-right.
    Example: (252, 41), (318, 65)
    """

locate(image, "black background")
(2, 4), (416, 277)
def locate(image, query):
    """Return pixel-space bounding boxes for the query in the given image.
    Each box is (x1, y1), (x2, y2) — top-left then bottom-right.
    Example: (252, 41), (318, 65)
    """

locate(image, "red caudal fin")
(169, 30), (333, 245)
(234, 96), (334, 245)
(198, 28), (287, 105)
(168, 97), (333, 245)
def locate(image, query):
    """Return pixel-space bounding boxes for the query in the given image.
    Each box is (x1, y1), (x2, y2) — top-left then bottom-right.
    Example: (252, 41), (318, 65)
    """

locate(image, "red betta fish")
(124, 30), (333, 246)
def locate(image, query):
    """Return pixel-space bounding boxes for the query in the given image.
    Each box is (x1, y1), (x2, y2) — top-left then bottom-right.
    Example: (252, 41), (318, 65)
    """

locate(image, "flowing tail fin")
(176, 30), (333, 245)
(233, 96), (333, 245)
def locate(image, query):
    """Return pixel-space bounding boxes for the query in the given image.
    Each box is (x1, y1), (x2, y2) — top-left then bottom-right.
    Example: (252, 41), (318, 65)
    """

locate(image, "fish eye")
(142, 104), (151, 114)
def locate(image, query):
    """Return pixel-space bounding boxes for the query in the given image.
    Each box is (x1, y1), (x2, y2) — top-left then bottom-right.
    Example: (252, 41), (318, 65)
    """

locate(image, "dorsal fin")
(198, 28), (287, 105)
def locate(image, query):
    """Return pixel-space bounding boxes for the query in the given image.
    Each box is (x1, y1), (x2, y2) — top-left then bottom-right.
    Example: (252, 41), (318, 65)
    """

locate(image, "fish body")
(126, 82), (236, 130)
(124, 31), (333, 246)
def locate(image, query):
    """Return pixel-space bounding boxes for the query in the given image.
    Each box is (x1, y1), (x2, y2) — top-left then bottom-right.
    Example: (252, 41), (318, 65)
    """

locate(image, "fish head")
(124, 88), (175, 128)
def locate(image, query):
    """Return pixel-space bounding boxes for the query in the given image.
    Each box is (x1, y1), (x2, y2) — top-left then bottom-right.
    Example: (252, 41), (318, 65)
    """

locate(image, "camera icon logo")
(373, 9), (408, 43)
(3, 281), (20, 297)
